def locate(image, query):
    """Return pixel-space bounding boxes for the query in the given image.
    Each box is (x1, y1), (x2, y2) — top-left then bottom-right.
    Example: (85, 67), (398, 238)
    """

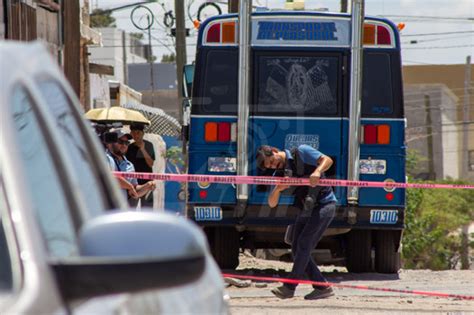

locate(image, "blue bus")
(183, 11), (405, 273)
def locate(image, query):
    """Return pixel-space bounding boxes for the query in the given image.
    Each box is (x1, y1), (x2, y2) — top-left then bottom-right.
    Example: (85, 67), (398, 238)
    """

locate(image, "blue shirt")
(106, 150), (137, 199)
(285, 145), (337, 204)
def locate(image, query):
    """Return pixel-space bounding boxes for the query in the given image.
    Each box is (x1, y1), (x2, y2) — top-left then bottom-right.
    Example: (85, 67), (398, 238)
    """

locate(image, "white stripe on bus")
(190, 115), (406, 122)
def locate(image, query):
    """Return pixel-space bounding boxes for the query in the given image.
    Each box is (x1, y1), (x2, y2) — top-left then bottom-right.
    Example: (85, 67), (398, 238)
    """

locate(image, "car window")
(11, 85), (79, 258)
(35, 80), (105, 217)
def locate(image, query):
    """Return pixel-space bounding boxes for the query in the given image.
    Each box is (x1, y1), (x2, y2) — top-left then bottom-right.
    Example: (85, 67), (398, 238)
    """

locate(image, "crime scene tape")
(222, 273), (474, 300)
(113, 172), (474, 190)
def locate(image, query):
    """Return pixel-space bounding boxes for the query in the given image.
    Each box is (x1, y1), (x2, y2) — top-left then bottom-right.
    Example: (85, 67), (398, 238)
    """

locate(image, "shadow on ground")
(223, 268), (400, 283)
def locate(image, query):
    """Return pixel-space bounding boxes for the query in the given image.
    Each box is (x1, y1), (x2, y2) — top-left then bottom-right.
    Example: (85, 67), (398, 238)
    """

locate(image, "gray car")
(0, 41), (227, 314)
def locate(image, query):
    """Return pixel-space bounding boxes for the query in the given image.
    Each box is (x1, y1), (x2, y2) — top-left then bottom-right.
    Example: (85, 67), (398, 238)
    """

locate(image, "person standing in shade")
(256, 144), (337, 300)
(106, 129), (155, 207)
(126, 123), (156, 207)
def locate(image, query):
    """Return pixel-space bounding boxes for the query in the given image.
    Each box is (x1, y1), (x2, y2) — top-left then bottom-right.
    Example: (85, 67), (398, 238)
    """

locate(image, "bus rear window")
(196, 50), (238, 115)
(362, 53), (394, 116)
(255, 54), (339, 116)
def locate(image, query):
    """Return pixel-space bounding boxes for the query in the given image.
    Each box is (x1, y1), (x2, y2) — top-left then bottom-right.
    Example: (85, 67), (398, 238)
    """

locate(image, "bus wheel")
(346, 230), (372, 273)
(375, 230), (400, 273)
(208, 226), (240, 270)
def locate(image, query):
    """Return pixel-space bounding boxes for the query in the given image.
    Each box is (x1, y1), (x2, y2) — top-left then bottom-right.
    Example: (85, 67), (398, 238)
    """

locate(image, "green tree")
(161, 53), (176, 63)
(90, 9), (116, 28)
(130, 32), (144, 40)
(406, 149), (426, 178)
(402, 172), (474, 269)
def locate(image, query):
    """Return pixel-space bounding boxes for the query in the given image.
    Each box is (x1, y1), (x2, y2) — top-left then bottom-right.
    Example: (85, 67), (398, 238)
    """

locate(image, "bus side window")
(362, 53), (394, 117)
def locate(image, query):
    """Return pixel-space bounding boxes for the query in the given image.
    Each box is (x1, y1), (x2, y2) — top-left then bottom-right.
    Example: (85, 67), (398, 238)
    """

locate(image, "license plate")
(370, 210), (398, 224)
(194, 207), (222, 221)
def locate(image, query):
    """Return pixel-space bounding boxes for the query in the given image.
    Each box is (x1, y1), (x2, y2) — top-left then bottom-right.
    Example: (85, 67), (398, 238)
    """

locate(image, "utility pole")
(229, 0), (239, 13)
(175, 0), (187, 123)
(122, 31), (128, 85)
(424, 94), (435, 179)
(147, 15), (155, 106)
(341, 0), (349, 12)
(462, 55), (471, 178)
(461, 55), (471, 270)
(63, 0), (81, 98)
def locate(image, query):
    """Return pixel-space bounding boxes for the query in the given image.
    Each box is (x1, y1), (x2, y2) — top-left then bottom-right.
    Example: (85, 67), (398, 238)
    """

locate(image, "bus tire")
(346, 230), (372, 273)
(375, 230), (400, 273)
(208, 226), (240, 270)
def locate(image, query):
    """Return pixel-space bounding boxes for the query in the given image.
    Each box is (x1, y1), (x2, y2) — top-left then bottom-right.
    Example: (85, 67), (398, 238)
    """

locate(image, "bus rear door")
(249, 51), (346, 212)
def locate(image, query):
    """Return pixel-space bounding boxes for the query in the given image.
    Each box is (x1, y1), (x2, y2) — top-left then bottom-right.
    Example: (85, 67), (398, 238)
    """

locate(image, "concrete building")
(403, 64), (474, 181)
(405, 84), (461, 180)
(89, 27), (148, 84)
(87, 27), (151, 109)
(128, 63), (179, 119)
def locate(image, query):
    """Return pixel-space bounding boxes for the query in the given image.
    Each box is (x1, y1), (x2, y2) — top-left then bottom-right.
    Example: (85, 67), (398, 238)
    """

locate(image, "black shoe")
(271, 285), (295, 299)
(304, 287), (334, 300)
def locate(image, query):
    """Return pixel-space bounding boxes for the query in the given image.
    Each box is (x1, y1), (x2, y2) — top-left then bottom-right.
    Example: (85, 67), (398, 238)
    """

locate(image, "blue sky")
(94, 0), (473, 65)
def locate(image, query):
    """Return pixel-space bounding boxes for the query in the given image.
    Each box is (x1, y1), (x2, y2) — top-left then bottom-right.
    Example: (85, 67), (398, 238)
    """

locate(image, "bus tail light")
(362, 125), (390, 145)
(207, 23), (221, 43)
(363, 125), (377, 144)
(377, 25), (391, 45)
(363, 23), (393, 46)
(363, 24), (376, 45)
(205, 20), (237, 44)
(218, 122), (231, 141)
(199, 190), (208, 199)
(222, 22), (236, 43)
(205, 122), (235, 142)
(205, 122), (218, 142)
(377, 125), (390, 144)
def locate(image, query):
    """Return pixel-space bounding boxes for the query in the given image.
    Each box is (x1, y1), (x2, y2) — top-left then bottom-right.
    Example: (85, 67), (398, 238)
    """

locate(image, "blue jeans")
(284, 202), (336, 290)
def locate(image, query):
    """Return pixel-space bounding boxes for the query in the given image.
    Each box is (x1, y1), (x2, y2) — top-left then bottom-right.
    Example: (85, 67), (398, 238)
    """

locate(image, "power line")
(406, 121), (474, 130)
(403, 59), (438, 65)
(404, 86), (473, 95)
(402, 34), (474, 45)
(92, 43), (198, 48)
(382, 15), (474, 21)
(404, 44), (474, 50)
(406, 129), (474, 144)
(404, 97), (473, 105)
(404, 107), (468, 113)
(138, 28), (175, 54)
(402, 30), (474, 37)
(404, 90), (473, 98)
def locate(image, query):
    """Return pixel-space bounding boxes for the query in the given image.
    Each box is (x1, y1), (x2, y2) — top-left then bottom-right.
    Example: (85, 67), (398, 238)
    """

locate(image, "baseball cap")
(112, 128), (132, 140)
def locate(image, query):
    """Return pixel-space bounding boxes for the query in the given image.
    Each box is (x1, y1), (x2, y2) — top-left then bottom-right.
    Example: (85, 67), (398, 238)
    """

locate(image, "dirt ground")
(226, 252), (474, 314)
